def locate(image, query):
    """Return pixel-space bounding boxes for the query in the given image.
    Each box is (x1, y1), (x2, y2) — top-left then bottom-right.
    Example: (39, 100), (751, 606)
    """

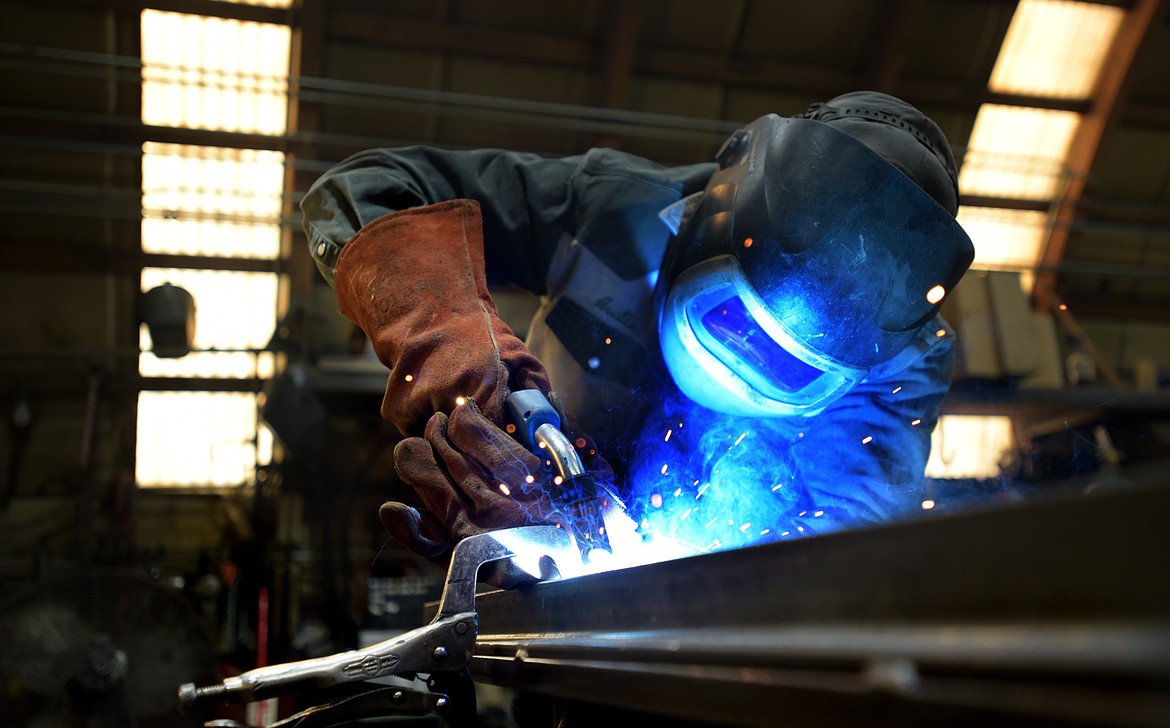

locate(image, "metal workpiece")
(463, 484), (1170, 727)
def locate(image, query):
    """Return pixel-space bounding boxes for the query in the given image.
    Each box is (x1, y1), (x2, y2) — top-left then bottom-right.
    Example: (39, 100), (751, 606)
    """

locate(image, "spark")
(862, 435), (873, 444)
(661, 463), (669, 475)
(404, 374), (414, 382)
(506, 423), (516, 434)
(771, 483), (783, 491)
(911, 419), (922, 426)
(926, 284), (946, 304)
(760, 528), (771, 536)
(696, 483), (711, 499)
(575, 437), (587, 448)
(605, 337), (612, 345)
(704, 516), (718, 528)
(664, 429), (672, 442)
(743, 237), (754, 248)
(892, 386), (901, 394)
(935, 329), (947, 338)
(921, 499), (936, 510)
(498, 483), (511, 496)
(814, 510), (824, 517)
(650, 493), (663, 508)
(674, 488), (682, 497)
(538, 441), (546, 449)
(797, 526), (804, 532)
(553, 475), (563, 485)
(733, 432), (747, 447)
(739, 522), (751, 532)
(525, 474), (535, 484)
(455, 396), (467, 406)
(781, 531), (790, 537)
(1059, 303), (1068, 311)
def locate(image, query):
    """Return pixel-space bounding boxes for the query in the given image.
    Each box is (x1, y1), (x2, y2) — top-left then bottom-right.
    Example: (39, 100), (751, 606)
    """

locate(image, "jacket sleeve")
(300, 146), (584, 292)
(791, 332), (955, 529)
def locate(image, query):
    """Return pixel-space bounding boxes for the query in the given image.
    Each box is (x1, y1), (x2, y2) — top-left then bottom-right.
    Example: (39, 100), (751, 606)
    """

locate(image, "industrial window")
(936, 0), (1126, 484)
(141, 10), (290, 135)
(137, 10), (290, 487)
(958, 105), (1080, 202)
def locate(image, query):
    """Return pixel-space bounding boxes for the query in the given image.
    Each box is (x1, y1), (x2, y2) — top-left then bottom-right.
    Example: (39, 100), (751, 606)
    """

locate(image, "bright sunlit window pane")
(140, 268), (279, 378)
(136, 391), (273, 487)
(989, 0), (1124, 100)
(141, 9), (290, 134)
(958, 105), (1080, 200)
(926, 416), (1015, 479)
(956, 207), (1048, 277)
(219, 0), (292, 6)
(142, 143), (284, 258)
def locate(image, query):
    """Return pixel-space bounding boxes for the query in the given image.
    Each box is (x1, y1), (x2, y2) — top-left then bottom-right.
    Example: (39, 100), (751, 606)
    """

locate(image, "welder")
(301, 91), (974, 565)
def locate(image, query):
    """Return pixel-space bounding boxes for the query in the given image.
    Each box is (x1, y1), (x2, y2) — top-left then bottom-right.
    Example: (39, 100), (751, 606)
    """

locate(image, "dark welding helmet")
(657, 92), (974, 417)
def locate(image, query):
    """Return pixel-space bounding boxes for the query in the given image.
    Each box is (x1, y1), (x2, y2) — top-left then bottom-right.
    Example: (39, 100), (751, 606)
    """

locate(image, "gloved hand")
(381, 398), (569, 565)
(332, 199), (550, 436)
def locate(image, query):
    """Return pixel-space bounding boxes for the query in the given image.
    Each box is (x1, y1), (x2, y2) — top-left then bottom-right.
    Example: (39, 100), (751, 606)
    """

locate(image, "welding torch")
(506, 390), (628, 560)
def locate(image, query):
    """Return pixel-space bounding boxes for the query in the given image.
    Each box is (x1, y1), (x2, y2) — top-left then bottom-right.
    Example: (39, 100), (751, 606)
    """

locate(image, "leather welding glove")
(332, 199), (551, 436)
(381, 398), (570, 567)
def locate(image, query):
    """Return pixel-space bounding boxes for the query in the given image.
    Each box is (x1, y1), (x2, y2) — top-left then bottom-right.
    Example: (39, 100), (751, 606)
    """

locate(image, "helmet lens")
(661, 255), (869, 417)
(695, 295), (825, 397)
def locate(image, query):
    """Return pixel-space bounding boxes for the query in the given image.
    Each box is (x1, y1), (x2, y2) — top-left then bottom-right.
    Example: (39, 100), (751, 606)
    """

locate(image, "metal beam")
(859, 0), (925, 93)
(465, 484), (1170, 727)
(591, 0), (644, 150)
(326, 12), (595, 69)
(1033, 0), (1164, 312)
(317, 10), (1114, 116)
(0, 243), (282, 274)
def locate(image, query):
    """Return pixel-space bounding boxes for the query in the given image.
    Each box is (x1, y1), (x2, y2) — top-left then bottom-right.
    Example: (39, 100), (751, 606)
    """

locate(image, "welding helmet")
(657, 92), (974, 417)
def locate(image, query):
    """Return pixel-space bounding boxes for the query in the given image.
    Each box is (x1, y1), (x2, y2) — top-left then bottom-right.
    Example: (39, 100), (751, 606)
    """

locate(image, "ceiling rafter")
(1033, 0), (1165, 311)
(592, 0), (644, 149)
(858, 0), (925, 93)
(319, 9), (1122, 117)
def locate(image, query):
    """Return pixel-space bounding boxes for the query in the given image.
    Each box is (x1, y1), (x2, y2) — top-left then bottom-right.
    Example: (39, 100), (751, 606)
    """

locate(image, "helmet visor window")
(695, 295), (826, 396)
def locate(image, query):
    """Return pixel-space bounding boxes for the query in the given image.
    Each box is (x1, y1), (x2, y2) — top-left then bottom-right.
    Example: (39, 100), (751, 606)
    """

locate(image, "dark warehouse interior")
(1, 1), (1169, 726)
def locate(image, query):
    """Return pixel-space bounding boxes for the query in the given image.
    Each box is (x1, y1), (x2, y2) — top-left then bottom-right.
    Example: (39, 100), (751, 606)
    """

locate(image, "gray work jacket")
(302, 146), (956, 534)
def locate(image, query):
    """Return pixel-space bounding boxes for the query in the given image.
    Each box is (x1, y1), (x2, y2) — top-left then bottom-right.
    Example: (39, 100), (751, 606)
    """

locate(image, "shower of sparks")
(613, 389), (882, 562)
